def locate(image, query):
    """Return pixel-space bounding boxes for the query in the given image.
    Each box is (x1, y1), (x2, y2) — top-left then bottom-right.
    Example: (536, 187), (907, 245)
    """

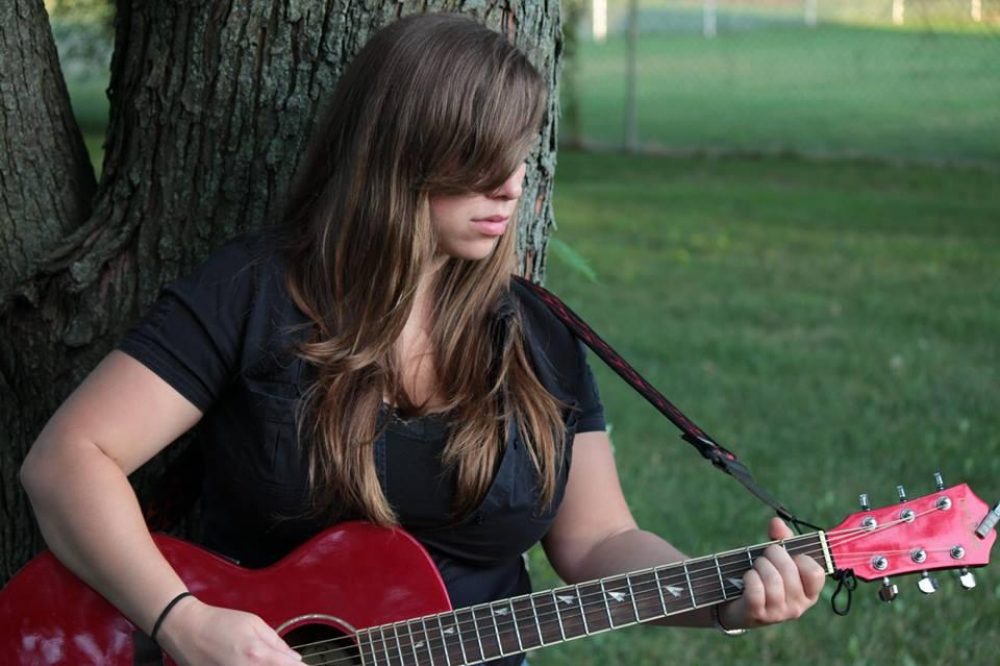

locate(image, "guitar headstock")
(827, 477), (997, 600)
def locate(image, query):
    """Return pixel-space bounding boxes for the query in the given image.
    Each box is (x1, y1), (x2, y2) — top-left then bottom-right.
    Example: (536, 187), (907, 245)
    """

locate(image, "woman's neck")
(389, 262), (444, 411)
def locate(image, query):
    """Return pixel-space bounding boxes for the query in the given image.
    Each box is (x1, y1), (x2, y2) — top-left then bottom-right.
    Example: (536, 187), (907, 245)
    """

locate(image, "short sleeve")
(573, 340), (606, 433)
(116, 236), (258, 411)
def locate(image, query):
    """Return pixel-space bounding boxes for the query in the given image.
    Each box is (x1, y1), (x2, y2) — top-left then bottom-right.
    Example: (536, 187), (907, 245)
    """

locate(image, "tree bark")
(0, 0), (563, 583)
(0, 0), (101, 583)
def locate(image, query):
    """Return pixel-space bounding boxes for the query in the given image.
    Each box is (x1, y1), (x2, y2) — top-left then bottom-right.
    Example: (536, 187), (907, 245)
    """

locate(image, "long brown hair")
(278, 12), (565, 526)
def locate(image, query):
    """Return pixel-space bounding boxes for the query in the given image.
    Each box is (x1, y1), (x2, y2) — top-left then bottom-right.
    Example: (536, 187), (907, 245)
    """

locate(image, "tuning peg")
(956, 567), (977, 590)
(933, 472), (944, 491)
(878, 577), (899, 603)
(859, 493), (871, 511)
(897, 485), (907, 502)
(917, 572), (938, 594)
(975, 500), (1000, 538)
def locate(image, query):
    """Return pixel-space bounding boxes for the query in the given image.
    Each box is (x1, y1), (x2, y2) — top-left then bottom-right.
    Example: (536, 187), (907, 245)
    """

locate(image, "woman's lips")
(471, 216), (509, 236)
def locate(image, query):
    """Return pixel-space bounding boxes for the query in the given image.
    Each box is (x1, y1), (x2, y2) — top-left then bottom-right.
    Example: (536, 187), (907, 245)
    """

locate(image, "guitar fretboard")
(352, 532), (831, 665)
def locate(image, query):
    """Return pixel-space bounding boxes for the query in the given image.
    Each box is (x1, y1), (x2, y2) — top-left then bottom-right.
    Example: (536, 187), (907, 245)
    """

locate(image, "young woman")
(19, 12), (825, 666)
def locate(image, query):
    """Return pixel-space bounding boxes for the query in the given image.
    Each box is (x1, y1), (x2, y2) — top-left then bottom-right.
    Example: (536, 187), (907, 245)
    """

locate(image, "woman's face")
(428, 161), (527, 260)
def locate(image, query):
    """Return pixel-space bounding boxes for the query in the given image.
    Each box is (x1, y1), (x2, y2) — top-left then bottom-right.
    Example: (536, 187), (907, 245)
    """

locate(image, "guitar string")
(288, 525), (878, 656)
(293, 544), (830, 666)
(303, 542), (831, 666)
(286, 536), (824, 656)
(333, 508), (959, 666)
(303, 536), (931, 666)
(291, 511), (949, 664)
(300, 557), (800, 666)
(294, 539), (837, 665)
(825, 551), (960, 566)
(293, 527), (931, 665)
(291, 519), (934, 665)
(287, 520), (883, 655)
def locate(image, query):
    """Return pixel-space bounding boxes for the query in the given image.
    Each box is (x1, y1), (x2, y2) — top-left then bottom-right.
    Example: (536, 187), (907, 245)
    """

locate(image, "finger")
(247, 617), (300, 662)
(794, 553), (827, 601)
(765, 544), (805, 602)
(768, 517), (794, 541)
(277, 648), (304, 664)
(248, 644), (302, 665)
(740, 568), (766, 621)
(752, 555), (785, 618)
(260, 625), (302, 661)
(259, 625), (292, 651)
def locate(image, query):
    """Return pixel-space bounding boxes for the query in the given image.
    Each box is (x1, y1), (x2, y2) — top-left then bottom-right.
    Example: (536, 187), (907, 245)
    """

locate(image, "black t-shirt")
(118, 230), (605, 665)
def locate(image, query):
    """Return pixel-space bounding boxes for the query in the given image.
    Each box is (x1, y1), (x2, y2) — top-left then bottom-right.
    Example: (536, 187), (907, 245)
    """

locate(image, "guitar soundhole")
(282, 623), (360, 666)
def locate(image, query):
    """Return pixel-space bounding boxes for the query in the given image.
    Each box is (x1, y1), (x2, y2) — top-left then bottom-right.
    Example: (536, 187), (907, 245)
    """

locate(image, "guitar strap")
(514, 276), (808, 528)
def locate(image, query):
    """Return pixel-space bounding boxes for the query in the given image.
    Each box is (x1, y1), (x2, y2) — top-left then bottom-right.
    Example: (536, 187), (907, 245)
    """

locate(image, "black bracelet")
(151, 591), (193, 643)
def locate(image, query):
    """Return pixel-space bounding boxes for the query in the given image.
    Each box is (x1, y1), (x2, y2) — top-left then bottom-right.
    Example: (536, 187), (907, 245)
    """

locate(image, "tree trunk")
(0, 0), (563, 583)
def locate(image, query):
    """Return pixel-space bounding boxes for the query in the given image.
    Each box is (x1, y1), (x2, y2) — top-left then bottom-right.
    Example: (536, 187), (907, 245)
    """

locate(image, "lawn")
(566, 23), (1000, 164)
(528, 149), (1000, 665)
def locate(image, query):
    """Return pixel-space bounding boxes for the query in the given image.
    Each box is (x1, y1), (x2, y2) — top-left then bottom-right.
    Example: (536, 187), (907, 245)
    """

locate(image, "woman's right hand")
(157, 597), (303, 665)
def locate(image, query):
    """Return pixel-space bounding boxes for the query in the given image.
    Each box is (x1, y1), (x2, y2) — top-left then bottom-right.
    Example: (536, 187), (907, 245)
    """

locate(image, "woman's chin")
(437, 237), (501, 261)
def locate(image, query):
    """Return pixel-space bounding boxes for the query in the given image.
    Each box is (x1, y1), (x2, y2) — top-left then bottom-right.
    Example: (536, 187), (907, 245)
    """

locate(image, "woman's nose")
(491, 163), (526, 200)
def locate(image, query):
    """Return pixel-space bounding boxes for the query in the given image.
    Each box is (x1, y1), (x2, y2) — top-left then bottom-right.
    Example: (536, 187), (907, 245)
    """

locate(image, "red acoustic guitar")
(1, 481), (996, 665)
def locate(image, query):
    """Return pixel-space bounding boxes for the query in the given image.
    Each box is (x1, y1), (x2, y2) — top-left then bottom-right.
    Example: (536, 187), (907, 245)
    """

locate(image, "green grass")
(565, 24), (1000, 163)
(526, 149), (1000, 665)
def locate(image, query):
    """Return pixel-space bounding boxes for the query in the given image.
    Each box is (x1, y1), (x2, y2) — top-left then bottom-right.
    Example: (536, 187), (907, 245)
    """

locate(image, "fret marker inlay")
(608, 591), (627, 603)
(727, 578), (744, 590)
(557, 595), (576, 605)
(665, 585), (683, 597)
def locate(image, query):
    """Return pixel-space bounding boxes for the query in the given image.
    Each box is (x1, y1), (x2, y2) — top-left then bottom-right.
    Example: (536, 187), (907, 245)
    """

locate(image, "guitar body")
(0, 522), (452, 665)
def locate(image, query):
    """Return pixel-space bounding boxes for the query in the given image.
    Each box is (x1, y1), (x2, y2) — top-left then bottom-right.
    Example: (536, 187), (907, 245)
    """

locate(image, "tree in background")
(0, 0), (565, 582)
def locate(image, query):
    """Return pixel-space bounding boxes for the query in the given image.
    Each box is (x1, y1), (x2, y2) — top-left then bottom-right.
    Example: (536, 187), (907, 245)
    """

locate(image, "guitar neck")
(354, 532), (833, 665)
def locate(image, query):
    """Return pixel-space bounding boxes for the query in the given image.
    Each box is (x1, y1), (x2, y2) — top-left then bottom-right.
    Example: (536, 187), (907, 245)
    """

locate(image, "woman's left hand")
(718, 517), (826, 629)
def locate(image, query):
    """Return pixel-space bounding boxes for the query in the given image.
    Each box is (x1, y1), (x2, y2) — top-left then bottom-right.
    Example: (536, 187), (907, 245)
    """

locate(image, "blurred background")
(558, 0), (999, 162)
(49, 0), (999, 663)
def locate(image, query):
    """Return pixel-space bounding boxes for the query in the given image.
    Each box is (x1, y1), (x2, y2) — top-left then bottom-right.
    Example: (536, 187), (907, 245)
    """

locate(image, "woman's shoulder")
(507, 276), (586, 393)
(191, 226), (282, 280)
(508, 276), (575, 346)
